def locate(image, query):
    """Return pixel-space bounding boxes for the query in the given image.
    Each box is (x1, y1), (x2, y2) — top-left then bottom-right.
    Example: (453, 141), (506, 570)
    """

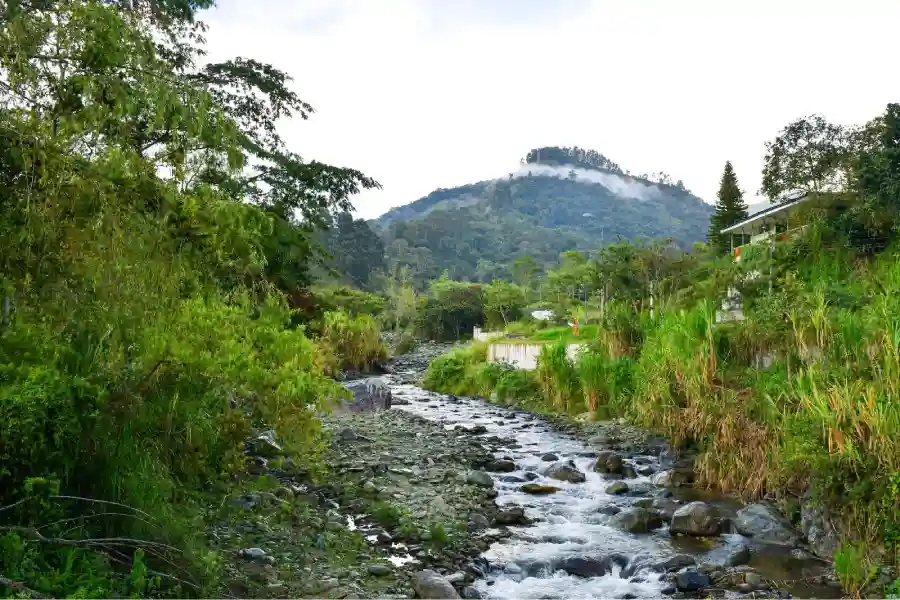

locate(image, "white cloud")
(509, 164), (662, 201)
(201, 0), (900, 219)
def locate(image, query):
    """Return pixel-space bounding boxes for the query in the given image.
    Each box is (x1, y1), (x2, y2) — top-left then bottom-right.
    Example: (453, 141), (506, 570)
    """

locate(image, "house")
(715, 193), (810, 323)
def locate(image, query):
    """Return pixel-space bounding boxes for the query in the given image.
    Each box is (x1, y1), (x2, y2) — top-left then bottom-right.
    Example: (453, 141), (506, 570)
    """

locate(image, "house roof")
(720, 192), (808, 235)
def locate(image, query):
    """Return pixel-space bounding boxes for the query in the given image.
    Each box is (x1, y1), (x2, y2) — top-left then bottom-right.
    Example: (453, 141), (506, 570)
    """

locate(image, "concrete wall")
(473, 327), (504, 342)
(487, 342), (584, 371)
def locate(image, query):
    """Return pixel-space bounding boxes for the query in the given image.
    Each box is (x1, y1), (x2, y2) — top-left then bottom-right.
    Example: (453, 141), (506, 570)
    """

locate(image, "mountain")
(372, 146), (714, 285)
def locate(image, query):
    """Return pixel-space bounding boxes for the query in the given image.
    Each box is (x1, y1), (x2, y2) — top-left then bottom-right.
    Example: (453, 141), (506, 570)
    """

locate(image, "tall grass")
(535, 342), (582, 413)
(423, 241), (900, 583)
(422, 343), (488, 395)
(319, 310), (388, 373)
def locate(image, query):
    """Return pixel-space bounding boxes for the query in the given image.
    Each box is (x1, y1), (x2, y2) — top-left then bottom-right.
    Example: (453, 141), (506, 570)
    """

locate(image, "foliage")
(383, 265), (419, 332)
(834, 543), (877, 598)
(708, 161), (749, 254)
(535, 342), (582, 413)
(318, 310), (388, 374)
(482, 280), (526, 329)
(414, 276), (484, 341)
(311, 285), (386, 318)
(316, 211), (386, 288)
(422, 343), (488, 395)
(0, 0), (376, 596)
(761, 115), (853, 200)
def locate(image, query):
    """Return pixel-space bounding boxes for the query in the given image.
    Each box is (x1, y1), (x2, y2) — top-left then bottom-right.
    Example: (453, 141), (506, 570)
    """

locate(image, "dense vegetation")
(421, 105), (900, 597)
(371, 146), (714, 286)
(0, 0), (386, 596)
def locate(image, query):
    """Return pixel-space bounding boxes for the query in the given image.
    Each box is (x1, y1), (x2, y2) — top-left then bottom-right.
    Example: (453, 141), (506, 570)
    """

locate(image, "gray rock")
(461, 586), (482, 599)
(500, 475), (526, 483)
(651, 468), (694, 488)
(593, 450), (624, 474)
(606, 481), (629, 495)
(659, 554), (696, 571)
(705, 540), (751, 567)
(650, 470), (672, 486)
(743, 570), (764, 589)
(599, 505), (621, 516)
(554, 555), (628, 578)
(494, 506), (531, 525)
(611, 507), (664, 533)
(734, 503), (798, 547)
(341, 378), (392, 412)
(544, 460), (586, 483)
(412, 569), (461, 599)
(445, 572), (466, 584)
(466, 470), (494, 488)
(800, 503), (840, 559)
(670, 501), (720, 536)
(541, 453), (559, 462)
(675, 568), (710, 592)
(240, 547), (275, 565)
(248, 430), (282, 458)
(485, 459), (516, 472)
(366, 564), (392, 576)
(468, 513), (490, 531)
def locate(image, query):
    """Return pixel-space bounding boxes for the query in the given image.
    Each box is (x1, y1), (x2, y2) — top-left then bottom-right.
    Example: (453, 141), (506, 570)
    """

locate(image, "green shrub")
(422, 343), (487, 395)
(319, 310), (388, 373)
(535, 342), (582, 412)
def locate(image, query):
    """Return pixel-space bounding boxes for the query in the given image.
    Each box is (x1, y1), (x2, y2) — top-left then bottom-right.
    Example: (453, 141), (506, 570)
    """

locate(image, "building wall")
(487, 342), (584, 370)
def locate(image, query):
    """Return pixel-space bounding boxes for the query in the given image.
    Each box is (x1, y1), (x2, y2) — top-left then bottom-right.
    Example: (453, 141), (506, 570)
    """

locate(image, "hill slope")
(373, 146), (714, 284)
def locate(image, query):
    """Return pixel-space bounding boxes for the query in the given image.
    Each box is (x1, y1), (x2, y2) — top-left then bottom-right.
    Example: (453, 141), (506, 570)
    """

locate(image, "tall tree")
(760, 115), (851, 200)
(708, 161), (749, 254)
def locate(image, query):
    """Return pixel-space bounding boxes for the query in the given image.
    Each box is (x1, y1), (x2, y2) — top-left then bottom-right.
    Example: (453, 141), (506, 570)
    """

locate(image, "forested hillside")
(373, 146), (714, 284)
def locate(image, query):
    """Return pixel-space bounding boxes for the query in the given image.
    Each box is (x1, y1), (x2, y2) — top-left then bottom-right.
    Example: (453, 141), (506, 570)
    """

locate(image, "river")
(381, 371), (839, 600)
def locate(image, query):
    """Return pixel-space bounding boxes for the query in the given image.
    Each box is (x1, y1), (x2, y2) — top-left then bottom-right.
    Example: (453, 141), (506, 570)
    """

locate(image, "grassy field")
(524, 324), (599, 343)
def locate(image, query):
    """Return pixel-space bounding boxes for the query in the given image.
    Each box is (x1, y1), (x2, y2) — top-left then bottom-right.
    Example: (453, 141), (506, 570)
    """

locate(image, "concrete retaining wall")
(473, 327), (504, 342)
(487, 342), (584, 371)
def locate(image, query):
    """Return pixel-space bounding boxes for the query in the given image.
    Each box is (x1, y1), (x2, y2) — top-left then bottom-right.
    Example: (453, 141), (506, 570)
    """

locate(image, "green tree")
(512, 254), (540, 292)
(415, 275), (484, 340)
(708, 161), (749, 254)
(483, 280), (526, 328)
(760, 115), (851, 200)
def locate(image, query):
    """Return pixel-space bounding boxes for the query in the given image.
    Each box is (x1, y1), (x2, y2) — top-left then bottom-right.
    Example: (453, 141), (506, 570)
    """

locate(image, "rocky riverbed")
(209, 346), (845, 599)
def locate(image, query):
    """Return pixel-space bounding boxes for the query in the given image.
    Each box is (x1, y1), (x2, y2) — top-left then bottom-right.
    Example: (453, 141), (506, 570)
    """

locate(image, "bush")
(422, 343), (487, 395)
(318, 310), (388, 373)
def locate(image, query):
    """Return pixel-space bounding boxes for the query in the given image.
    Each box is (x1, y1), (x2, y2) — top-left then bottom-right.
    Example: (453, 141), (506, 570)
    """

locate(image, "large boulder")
(669, 501), (720, 536)
(544, 460), (586, 483)
(466, 470), (494, 488)
(553, 554), (628, 578)
(593, 450), (624, 474)
(340, 378), (392, 412)
(734, 503), (799, 547)
(611, 507), (664, 533)
(412, 569), (461, 599)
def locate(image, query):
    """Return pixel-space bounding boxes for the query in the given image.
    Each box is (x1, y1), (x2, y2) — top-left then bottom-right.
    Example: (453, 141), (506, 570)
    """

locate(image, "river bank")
(205, 345), (853, 599)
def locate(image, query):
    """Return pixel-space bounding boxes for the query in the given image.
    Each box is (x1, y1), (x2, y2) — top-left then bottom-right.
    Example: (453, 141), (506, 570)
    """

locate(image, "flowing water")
(384, 374), (839, 600)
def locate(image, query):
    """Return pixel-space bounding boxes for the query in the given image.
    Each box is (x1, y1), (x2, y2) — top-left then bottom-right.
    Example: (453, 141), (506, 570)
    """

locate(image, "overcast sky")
(202, 0), (900, 219)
